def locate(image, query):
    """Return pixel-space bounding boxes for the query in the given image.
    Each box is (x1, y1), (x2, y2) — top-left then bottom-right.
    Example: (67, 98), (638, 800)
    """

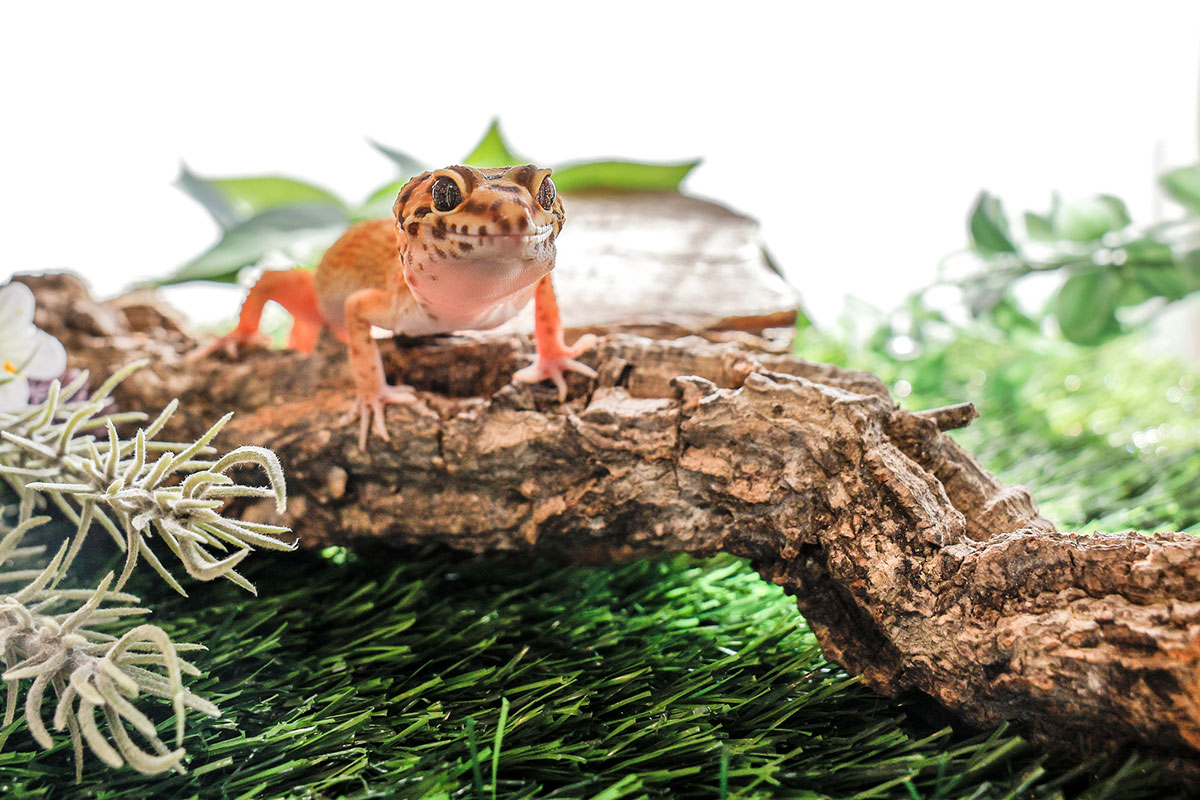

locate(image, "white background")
(2, 1), (1198, 328)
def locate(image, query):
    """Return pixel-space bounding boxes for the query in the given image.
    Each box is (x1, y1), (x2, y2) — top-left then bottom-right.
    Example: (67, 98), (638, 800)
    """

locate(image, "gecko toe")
(563, 358), (598, 379)
(357, 406), (371, 451)
(187, 330), (271, 363)
(512, 364), (541, 384)
(347, 384), (422, 450)
(567, 334), (598, 358)
(372, 402), (391, 442)
(551, 372), (568, 402)
(512, 352), (595, 403)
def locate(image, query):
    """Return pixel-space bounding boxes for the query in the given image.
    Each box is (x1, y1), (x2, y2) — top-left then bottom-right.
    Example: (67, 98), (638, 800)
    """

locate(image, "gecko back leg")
(189, 269), (324, 359)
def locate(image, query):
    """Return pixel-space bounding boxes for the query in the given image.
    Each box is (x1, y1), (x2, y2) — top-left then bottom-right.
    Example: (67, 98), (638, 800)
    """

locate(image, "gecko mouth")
(447, 226), (553, 243)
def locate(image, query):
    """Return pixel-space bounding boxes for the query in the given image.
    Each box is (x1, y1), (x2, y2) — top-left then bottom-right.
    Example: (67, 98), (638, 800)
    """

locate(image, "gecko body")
(194, 164), (595, 447)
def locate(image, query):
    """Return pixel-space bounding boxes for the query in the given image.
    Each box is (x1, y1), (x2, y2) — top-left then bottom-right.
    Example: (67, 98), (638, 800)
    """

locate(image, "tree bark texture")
(20, 273), (1200, 777)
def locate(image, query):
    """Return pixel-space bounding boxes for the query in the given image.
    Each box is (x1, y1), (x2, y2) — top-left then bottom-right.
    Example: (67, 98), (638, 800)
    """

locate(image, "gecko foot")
(186, 329), (272, 362)
(513, 334), (599, 402)
(341, 384), (426, 450)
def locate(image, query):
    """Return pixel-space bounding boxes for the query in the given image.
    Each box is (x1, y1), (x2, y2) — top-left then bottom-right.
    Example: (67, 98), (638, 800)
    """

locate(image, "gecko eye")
(536, 176), (556, 210)
(431, 177), (463, 212)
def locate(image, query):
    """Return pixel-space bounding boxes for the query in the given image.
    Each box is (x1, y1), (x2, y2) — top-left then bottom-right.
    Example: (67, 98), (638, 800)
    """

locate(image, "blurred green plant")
(163, 120), (699, 287)
(798, 292), (1200, 534)
(953, 164), (1200, 344)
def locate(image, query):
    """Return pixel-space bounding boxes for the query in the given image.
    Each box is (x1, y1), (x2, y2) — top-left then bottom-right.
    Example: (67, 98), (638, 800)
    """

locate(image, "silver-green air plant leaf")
(0, 361), (294, 597)
(0, 519), (219, 780)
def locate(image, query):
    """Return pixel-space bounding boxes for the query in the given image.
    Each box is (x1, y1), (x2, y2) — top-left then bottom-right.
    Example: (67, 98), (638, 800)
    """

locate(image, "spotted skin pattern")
(193, 164), (595, 448)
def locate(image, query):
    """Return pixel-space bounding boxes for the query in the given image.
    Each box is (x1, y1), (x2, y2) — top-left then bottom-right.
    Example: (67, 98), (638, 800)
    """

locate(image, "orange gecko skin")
(194, 164), (595, 449)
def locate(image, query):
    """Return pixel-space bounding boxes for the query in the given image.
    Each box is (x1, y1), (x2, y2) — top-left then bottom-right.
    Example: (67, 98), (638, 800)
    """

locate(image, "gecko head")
(393, 164), (565, 307)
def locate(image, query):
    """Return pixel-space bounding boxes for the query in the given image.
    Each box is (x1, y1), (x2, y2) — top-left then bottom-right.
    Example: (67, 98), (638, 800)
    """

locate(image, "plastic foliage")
(162, 118), (700, 286)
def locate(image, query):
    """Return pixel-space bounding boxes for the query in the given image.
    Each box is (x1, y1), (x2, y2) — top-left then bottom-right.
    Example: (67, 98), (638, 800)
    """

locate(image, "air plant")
(0, 361), (293, 595)
(0, 347), (293, 778)
(0, 516), (219, 780)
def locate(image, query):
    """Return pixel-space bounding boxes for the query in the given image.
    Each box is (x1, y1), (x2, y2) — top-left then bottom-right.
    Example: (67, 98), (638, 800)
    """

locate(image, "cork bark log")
(19, 273), (1200, 778)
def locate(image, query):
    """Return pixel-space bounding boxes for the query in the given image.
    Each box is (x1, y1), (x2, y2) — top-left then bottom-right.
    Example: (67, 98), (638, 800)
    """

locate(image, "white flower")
(0, 281), (67, 412)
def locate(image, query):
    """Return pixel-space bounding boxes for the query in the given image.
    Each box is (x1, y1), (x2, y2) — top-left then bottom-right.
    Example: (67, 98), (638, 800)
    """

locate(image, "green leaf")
(1112, 237), (1186, 304)
(1178, 249), (1200, 289)
(1050, 270), (1122, 344)
(987, 295), (1039, 333)
(463, 119), (522, 168)
(177, 166), (346, 230)
(1096, 194), (1132, 228)
(158, 204), (348, 286)
(1114, 236), (1190, 304)
(1052, 196), (1131, 242)
(1129, 267), (1187, 303)
(1113, 276), (1156, 308)
(1023, 212), (1055, 242)
(210, 176), (345, 220)
(1109, 238), (1184, 304)
(353, 180), (407, 222)
(175, 164), (240, 232)
(968, 192), (1015, 256)
(369, 141), (426, 178)
(551, 160), (699, 193)
(1160, 165), (1200, 216)
(1120, 237), (1174, 267)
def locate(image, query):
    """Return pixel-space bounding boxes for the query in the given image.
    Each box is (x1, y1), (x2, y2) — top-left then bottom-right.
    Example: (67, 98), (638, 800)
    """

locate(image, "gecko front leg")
(342, 287), (423, 449)
(513, 274), (597, 401)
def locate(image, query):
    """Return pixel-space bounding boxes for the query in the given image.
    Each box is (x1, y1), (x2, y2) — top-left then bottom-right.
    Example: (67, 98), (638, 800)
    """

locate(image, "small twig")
(915, 402), (979, 431)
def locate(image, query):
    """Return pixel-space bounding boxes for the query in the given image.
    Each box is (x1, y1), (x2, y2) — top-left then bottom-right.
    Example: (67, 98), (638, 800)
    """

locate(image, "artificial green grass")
(3, 325), (1198, 799)
(3, 552), (1178, 799)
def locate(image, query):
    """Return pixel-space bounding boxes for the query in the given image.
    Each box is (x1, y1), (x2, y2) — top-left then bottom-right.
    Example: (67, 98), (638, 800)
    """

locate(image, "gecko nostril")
(515, 217), (529, 232)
